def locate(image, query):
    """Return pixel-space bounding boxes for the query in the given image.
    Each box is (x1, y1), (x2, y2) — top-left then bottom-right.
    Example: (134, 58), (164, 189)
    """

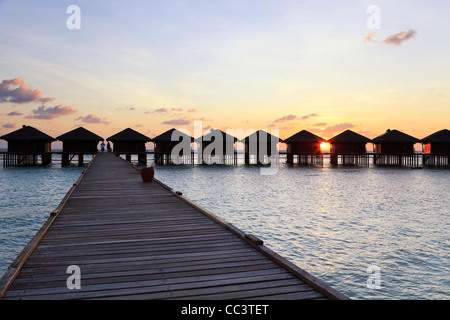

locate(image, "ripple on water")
(154, 165), (450, 300)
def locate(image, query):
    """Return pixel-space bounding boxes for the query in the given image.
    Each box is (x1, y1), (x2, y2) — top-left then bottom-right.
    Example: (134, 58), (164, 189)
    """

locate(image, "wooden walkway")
(0, 152), (348, 300)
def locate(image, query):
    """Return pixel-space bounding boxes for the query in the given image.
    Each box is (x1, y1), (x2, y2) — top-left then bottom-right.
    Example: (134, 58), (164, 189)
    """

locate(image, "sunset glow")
(0, 1), (449, 148)
(320, 142), (330, 153)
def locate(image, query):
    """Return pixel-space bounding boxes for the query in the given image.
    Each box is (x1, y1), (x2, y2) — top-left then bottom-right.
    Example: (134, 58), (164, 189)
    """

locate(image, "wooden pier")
(0, 152), (348, 300)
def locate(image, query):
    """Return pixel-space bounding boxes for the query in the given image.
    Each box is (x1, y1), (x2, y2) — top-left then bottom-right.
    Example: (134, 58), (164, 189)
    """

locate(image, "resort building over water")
(421, 129), (450, 167)
(196, 128), (238, 165)
(243, 130), (282, 165)
(56, 127), (103, 165)
(107, 128), (152, 164)
(328, 130), (372, 166)
(1, 126), (449, 168)
(284, 130), (325, 165)
(372, 129), (421, 167)
(0, 125), (55, 166)
(152, 128), (195, 165)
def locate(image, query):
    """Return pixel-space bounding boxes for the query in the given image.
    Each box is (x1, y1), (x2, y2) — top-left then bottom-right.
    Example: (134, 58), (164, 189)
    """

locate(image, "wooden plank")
(5, 269), (298, 299)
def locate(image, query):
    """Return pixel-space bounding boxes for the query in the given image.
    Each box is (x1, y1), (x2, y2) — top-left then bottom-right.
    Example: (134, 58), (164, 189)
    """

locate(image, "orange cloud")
(161, 118), (191, 125)
(0, 78), (54, 104)
(26, 105), (77, 119)
(75, 114), (109, 125)
(364, 31), (377, 42)
(383, 29), (417, 46)
(6, 110), (23, 116)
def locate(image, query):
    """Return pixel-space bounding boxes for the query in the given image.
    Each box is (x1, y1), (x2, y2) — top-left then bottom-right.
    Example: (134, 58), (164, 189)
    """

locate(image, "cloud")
(2, 123), (15, 129)
(153, 107), (169, 113)
(313, 122), (327, 127)
(6, 110), (23, 116)
(274, 114), (298, 123)
(161, 118), (191, 125)
(187, 109), (198, 113)
(382, 29), (417, 46)
(171, 107), (183, 112)
(116, 105), (136, 111)
(26, 105), (77, 119)
(75, 114), (109, 125)
(0, 78), (54, 104)
(321, 122), (355, 137)
(301, 113), (319, 120)
(364, 31), (377, 42)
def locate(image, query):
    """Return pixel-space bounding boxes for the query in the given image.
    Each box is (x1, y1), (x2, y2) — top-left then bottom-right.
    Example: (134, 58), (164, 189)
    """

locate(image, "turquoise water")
(0, 164), (84, 277)
(0, 158), (449, 300)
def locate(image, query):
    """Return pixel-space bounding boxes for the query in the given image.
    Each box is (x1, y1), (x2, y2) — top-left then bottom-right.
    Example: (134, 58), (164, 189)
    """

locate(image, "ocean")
(0, 155), (449, 300)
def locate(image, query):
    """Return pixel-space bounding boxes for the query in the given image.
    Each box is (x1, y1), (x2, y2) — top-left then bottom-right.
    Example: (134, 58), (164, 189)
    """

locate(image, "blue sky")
(1, 0), (449, 147)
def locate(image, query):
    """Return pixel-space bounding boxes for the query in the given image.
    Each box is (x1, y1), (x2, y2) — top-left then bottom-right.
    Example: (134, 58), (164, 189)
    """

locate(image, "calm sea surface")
(0, 157), (449, 300)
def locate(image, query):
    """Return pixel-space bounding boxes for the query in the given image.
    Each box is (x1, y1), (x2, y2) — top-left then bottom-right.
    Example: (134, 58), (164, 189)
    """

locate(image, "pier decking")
(0, 152), (348, 300)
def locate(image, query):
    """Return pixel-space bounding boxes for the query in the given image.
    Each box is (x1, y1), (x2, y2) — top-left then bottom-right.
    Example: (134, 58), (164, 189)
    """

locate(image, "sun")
(320, 142), (330, 152)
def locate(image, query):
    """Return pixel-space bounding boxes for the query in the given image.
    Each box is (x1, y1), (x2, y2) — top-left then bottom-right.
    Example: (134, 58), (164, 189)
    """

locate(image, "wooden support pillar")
(138, 153), (147, 165)
(78, 154), (84, 166)
(42, 153), (52, 166)
(287, 153), (294, 164)
(62, 153), (70, 166)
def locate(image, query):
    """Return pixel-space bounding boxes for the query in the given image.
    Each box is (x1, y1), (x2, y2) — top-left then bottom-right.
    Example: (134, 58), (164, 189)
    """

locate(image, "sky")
(0, 0), (449, 149)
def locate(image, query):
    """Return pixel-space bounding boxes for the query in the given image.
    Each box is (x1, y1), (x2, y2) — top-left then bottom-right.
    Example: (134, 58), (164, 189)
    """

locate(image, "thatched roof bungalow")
(196, 129), (237, 156)
(328, 130), (372, 154)
(107, 128), (152, 153)
(56, 127), (103, 153)
(152, 128), (194, 155)
(243, 130), (282, 164)
(0, 125), (55, 153)
(372, 129), (420, 154)
(421, 129), (450, 154)
(284, 130), (325, 155)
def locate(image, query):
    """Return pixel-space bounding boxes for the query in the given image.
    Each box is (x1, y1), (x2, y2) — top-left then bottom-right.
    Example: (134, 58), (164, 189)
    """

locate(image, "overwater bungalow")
(328, 130), (372, 165)
(57, 127), (103, 165)
(107, 128), (152, 164)
(243, 130), (282, 165)
(372, 129), (421, 166)
(196, 128), (238, 165)
(421, 129), (450, 154)
(421, 129), (450, 167)
(0, 125), (55, 166)
(152, 128), (195, 165)
(284, 130), (325, 165)
(373, 129), (420, 154)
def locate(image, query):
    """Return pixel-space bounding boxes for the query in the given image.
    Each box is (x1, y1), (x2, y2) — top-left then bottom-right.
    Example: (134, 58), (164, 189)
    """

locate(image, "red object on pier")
(140, 167), (155, 183)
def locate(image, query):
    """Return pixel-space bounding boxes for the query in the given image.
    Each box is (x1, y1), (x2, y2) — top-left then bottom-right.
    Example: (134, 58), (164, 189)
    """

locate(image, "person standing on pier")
(107, 142), (111, 152)
(101, 141), (105, 152)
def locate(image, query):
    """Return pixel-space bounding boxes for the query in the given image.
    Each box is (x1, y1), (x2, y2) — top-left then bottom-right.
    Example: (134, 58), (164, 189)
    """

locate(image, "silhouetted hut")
(372, 129), (421, 166)
(107, 128), (152, 164)
(196, 129), (238, 165)
(421, 129), (450, 154)
(243, 130), (282, 165)
(0, 125), (55, 166)
(152, 128), (195, 164)
(56, 127), (104, 165)
(328, 130), (372, 165)
(421, 129), (450, 167)
(373, 129), (420, 154)
(284, 130), (325, 164)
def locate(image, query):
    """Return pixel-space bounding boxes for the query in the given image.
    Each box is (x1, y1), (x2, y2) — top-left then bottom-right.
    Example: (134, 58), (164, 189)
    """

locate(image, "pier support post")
(78, 154), (84, 166)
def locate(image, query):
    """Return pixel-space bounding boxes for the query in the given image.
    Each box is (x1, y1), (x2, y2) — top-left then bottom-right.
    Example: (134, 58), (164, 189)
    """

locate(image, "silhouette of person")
(101, 141), (105, 152)
(107, 142), (111, 152)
